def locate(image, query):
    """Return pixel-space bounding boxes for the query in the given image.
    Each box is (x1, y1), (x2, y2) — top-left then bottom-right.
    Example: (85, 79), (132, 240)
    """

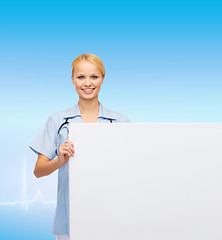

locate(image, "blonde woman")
(29, 53), (130, 240)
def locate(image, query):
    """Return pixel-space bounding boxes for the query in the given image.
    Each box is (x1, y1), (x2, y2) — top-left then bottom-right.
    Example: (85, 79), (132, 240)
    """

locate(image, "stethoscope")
(56, 117), (113, 155)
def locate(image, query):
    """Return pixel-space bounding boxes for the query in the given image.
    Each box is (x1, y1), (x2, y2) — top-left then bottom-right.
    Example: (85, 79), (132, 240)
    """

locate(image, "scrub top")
(29, 102), (130, 235)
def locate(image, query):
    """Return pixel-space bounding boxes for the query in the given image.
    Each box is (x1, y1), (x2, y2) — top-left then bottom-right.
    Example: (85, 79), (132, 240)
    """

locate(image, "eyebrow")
(76, 73), (99, 76)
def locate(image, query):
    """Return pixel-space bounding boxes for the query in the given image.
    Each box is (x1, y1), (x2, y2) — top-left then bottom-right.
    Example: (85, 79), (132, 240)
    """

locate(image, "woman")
(29, 53), (130, 240)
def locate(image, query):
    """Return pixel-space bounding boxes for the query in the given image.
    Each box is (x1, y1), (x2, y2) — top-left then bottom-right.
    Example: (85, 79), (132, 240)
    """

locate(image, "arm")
(34, 140), (75, 178)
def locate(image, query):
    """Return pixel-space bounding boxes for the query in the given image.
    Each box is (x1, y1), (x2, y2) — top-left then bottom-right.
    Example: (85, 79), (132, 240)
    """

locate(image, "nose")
(84, 77), (91, 86)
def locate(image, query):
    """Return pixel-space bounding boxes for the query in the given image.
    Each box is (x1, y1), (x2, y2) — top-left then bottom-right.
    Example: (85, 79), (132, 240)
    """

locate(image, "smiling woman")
(29, 53), (130, 240)
(72, 60), (104, 104)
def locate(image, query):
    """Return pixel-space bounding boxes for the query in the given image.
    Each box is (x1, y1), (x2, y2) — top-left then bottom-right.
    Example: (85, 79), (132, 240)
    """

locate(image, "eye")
(92, 76), (98, 79)
(77, 76), (84, 79)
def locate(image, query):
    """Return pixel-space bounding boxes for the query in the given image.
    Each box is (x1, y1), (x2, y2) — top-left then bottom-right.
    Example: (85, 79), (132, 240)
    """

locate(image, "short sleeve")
(119, 114), (131, 123)
(29, 115), (58, 160)
(123, 116), (131, 123)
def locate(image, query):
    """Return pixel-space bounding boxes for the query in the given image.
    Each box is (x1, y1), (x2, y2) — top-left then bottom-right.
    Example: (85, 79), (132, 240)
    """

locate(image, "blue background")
(0, 0), (221, 239)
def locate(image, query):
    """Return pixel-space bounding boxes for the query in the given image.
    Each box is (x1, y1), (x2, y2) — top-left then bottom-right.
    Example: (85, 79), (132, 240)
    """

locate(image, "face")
(72, 60), (104, 100)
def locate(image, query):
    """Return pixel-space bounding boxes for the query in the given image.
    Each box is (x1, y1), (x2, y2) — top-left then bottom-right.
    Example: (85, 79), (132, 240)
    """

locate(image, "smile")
(82, 88), (95, 94)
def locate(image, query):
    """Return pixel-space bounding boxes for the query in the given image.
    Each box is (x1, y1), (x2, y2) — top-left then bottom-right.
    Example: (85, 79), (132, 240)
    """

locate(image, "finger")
(59, 146), (74, 156)
(65, 140), (74, 147)
(59, 149), (72, 158)
(62, 144), (75, 154)
(62, 145), (75, 154)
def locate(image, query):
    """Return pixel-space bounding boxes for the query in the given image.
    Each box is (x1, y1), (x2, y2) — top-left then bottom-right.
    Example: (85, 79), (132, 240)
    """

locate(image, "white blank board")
(69, 123), (222, 240)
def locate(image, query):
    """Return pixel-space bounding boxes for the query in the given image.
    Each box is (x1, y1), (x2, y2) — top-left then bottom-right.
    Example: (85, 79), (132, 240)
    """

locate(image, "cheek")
(74, 84), (82, 94)
(95, 80), (103, 88)
(74, 81), (82, 89)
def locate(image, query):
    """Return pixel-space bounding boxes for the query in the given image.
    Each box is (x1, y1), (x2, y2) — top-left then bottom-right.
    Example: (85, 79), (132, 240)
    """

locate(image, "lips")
(82, 88), (95, 94)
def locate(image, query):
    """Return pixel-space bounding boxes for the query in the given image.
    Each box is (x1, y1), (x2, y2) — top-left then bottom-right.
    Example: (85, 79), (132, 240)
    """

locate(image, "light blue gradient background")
(0, 0), (221, 239)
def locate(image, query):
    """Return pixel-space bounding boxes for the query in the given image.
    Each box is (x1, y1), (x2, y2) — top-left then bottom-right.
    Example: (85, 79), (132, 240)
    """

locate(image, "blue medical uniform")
(29, 102), (130, 235)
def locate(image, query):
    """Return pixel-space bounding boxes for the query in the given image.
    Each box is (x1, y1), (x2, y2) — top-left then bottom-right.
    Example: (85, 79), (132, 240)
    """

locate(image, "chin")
(80, 95), (98, 100)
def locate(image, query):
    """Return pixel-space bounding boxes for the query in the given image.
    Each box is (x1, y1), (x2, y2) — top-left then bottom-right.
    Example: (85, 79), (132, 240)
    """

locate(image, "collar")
(63, 102), (117, 120)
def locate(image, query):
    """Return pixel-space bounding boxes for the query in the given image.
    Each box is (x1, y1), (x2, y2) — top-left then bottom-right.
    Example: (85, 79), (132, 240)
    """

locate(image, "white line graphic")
(0, 158), (56, 210)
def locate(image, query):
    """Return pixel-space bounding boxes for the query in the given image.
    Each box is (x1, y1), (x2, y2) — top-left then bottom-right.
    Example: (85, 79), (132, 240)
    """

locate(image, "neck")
(78, 97), (100, 115)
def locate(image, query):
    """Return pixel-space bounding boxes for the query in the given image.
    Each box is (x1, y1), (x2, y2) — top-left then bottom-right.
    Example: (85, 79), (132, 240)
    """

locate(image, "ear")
(101, 75), (104, 84)
(71, 76), (75, 85)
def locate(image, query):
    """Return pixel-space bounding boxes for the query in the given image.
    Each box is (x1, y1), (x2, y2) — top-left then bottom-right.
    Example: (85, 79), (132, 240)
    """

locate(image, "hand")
(58, 140), (75, 167)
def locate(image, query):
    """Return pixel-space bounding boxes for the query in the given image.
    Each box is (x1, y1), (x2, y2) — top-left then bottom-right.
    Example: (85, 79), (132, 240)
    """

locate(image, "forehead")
(74, 60), (100, 74)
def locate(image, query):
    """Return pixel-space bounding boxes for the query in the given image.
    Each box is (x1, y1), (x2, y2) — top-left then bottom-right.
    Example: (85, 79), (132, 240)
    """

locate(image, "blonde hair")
(71, 53), (105, 78)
